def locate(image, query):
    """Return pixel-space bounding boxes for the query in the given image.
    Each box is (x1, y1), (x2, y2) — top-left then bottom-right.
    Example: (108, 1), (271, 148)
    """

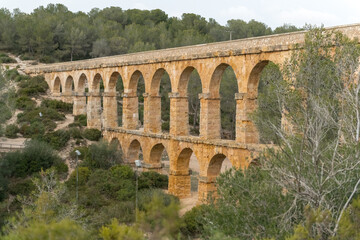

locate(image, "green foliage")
(251, 62), (283, 144)
(181, 205), (207, 237)
(42, 129), (70, 150)
(1, 218), (91, 240)
(17, 75), (48, 96)
(19, 122), (45, 138)
(99, 218), (144, 240)
(66, 167), (91, 188)
(137, 193), (183, 239)
(286, 206), (333, 240)
(7, 178), (35, 196)
(334, 196), (360, 240)
(138, 171), (168, 190)
(0, 53), (16, 63)
(201, 167), (293, 239)
(0, 140), (61, 178)
(83, 128), (101, 141)
(137, 189), (179, 211)
(15, 96), (36, 110)
(74, 114), (87, 126)
(41, 99), (73, 113)
(0, 101), (12, 123)
(83, 140), (122, 169)
(17, 107), (65, 123)
(68, 127), (83, 139)
(4, 124), (19, 138)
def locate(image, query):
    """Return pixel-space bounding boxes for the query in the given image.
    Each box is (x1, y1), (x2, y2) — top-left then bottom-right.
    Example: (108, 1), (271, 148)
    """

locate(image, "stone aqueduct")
(25, 24), (360, 202)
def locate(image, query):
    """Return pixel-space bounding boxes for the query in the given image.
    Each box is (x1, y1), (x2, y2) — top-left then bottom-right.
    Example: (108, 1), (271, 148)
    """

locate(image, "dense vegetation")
(0, 4), (301, 63)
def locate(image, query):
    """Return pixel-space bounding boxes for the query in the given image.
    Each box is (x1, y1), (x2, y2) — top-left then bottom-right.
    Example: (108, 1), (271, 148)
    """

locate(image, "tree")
(252, 27), (360, 237)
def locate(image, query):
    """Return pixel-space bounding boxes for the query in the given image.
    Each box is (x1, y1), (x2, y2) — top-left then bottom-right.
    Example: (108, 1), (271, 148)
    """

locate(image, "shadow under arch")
(53, 76), (62, 93)
(64, 75), (74, 93)
(77, 73), (88, 93)
(127, 139), (143, 163)
(147, 68), (172, 133)
(177, 66), (203, 136)
(207, 153), (231, 179)
(92, 73), (104, 93)
(248, 60), (270, 98)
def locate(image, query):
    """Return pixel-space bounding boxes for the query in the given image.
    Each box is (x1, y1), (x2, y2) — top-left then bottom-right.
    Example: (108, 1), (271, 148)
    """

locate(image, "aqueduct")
(25, 24), (360, 202)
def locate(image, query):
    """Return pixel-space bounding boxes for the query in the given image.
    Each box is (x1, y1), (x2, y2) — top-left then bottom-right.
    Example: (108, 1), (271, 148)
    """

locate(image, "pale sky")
(0, 0), (359, 29)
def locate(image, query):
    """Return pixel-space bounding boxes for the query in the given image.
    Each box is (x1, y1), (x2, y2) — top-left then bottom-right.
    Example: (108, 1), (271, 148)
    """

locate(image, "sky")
(0, 0), (359, 29)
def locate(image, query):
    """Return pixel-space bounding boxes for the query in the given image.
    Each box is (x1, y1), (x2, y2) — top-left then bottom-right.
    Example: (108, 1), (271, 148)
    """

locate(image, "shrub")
(4, 68), (19, 80)
(41, 99), (73, 113)
(70, 146), (88, 160)
(69, 127), (83, 139)
(181, 205), (207, 237)
(83, 140), (122, 169)
(0, 102), (12, 123)
(0, 54), (16, 63)
(19, 122), (45, 138)
(66, 167), (91, 188)
(100, 219), (144, 240)
(74, 114), (87, 126)
(42, 130), (70, 150)
(83, 128), (101, 141)
(15, 96), (36, 110)
(5, 124), (19, 138)
(7, 178), (35, 196)
(17, 75), (48, 96)
(138, 171), (168, 190)
(137, 189), (179, 211)
(0, 140), (61, 178)
(53, 158), (69, 179)
(0, 125), (3, 137)
(17, 107), (65, 123)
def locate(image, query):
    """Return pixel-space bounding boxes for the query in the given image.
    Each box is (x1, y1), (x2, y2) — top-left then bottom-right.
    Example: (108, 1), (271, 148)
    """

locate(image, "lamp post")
(75, 150), (81, 203)
(134, 159), (142, 222)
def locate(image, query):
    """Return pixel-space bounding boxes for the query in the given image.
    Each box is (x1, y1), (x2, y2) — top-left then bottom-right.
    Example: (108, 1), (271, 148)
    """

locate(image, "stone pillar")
(143, 93), (161, 133)
(169, 92), (189, 136)
(122, 93), (138, 130)
(73, 93), (87, 115)
(199, 93), (221, 139)
(198, 176), (217, 203)
(168, 170), (191, 199)
(61, 92), (73, 104)
(235, 93), (259, 143)
(87, 93), (102, 129)
(103, 92), (118, 129)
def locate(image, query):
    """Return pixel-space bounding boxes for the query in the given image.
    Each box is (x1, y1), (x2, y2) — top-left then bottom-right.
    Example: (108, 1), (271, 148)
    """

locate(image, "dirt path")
(179, 193), (199, 216)
(55, 114), (74, 131)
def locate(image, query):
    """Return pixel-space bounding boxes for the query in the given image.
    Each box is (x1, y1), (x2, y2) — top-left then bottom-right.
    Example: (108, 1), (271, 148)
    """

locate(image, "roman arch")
(25, 24), (360, 203)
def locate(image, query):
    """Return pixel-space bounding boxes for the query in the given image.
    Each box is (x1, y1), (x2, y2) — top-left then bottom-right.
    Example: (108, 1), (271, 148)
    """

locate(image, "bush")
(5, 124), (19, 138)
(181, 205), (207, 237)
(83, 141), (123, 169)
(83, 128), (101, 141)
(74, 114), (87, 126)
(138, 171), (168, 190)
(17, 75), (48, 96)
(53, 158), (69, 179)
(70, 146), (88, 160)
(17, 107), (65, 123)
(0, 54), (16, 63)
(19, 122), (45, 138)
(15, 96), (36, 110)
(137, 189), (179, 211)
(42, 130), (70, 150)
(41, 99), (73, 113)
(0, 140), (61, 178)
(0, 102), (12, 123)
(66, 167), (91, 188)
(7, 178), (35, 196)
(4, 68), (19, 80)
(68, 127), (83, 139)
